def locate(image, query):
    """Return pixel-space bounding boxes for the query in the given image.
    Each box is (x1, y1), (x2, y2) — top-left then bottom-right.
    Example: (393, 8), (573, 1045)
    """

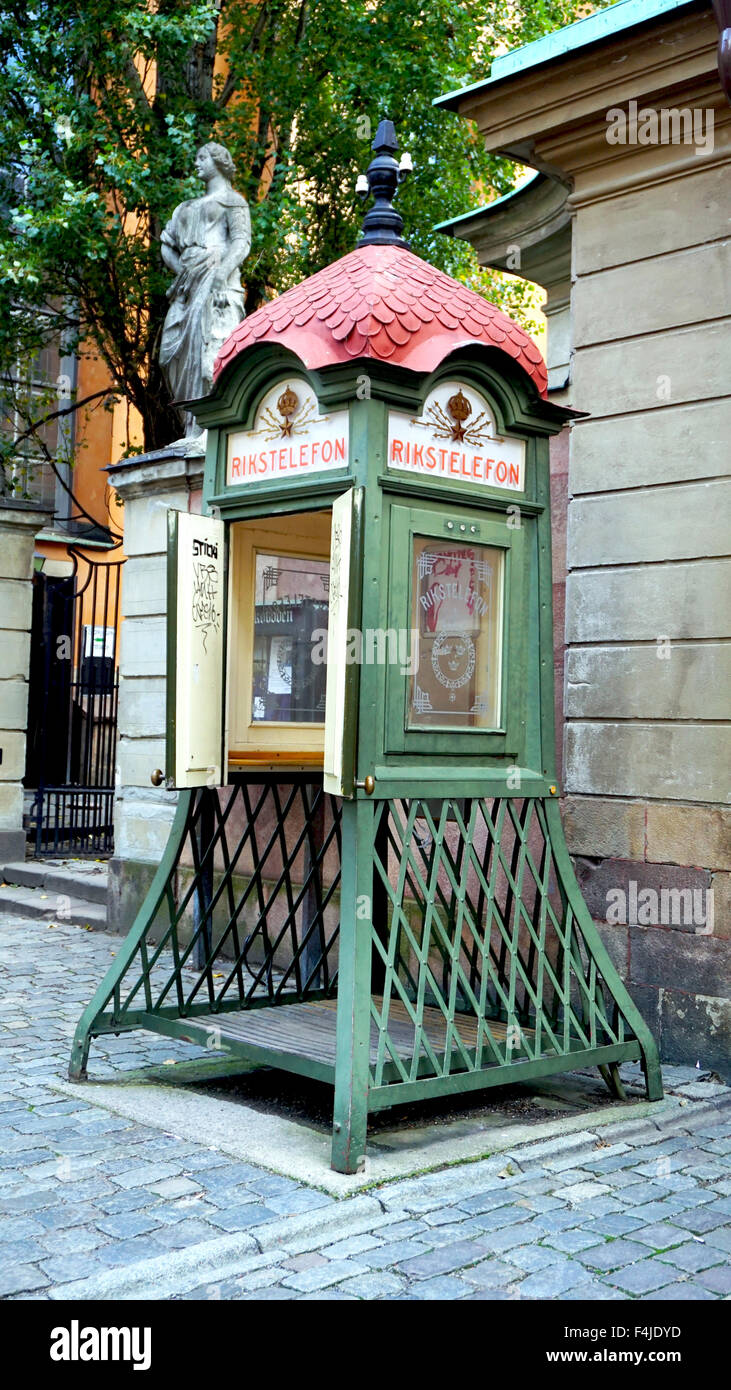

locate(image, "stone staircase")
(0, 859), (108, 930)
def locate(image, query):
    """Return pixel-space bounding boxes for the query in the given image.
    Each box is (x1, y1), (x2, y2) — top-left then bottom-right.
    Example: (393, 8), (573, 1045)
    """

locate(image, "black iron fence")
(25, 549), (124, 857)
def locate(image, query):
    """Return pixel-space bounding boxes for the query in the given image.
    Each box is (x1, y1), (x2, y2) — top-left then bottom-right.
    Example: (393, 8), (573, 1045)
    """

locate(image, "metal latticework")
(367, 796), (637, 1093)
(80, 777), (342, 1039)
(70, 784), (661, 1161)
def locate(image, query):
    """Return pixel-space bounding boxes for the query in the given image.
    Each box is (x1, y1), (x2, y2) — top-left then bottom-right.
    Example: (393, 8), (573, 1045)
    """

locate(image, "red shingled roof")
(214, 244), (547, 396)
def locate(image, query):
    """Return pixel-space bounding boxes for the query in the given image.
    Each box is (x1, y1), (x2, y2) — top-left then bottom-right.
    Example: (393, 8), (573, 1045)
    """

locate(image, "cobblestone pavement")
(1, 913), (730, 1301)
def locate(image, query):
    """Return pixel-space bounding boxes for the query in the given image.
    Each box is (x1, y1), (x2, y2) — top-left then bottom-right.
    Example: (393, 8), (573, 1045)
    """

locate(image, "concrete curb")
(48, 1195), (395, 1301)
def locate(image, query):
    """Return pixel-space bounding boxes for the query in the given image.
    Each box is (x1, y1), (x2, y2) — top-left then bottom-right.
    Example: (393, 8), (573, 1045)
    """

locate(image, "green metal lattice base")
(70, 778), (662, 1173)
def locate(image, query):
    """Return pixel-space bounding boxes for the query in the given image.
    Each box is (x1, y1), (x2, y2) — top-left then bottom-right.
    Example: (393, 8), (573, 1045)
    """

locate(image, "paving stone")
(298, 1289), (358, 1301)
(147, 1220), (221, 1250)
(522, 1209), (580, 1234)
(561, 1182), (611, 1206)
(205, 1186), (261, 1211)
(0, 1217), (45, 1241)
(39, 1251), (106, 1283)
(0, 1237), (48, 1264)
(247, 1174), (299, 1197)
(320, 1234), (383, 1260)
(461, 1258), (520, 1289)
(645, 1283), (718, 1301)
(631, 1222), (688, 1250)
(606, 1259), (678, 1295)
(39, 1226), (106, 1256)
(458, 1189), (517, 1215)
(503, 1244), (565, 1272)
(419, 1222), (479, 1247)
(281, 1259), (369, 1292)
(241, 1286), (292, 1300)
(463, 1205), (531, 1233)
(477, 1224), (541, 1255)
(377, 1219), (429, 1240)
(96, 1211), (163, 1239)
(337, 1272), (404, 1298)
(703, 1225), (731, 1253)
(0, 1263), (50, 1296)
(408, 1275), (474, 1300)
(464, 1287), (517, 1300)
(86, 1191), (152, 1218)
(513, 1262), (587, 1298)
(657, 1242), (725, 1274)
(694, 1264), (731, 1295)
(559, 1281), (627, 1301)
(578, 1238), (651, 1271)
(616, 1182), (670, 1206)
(148, 1177), (201, 1199)
(207, 1206), (279, 1232)
(519, 1195), (565, 1214)
(669, 1204), (730, 1235)
(582, 1212), (644, 1238)
(543, 1228), (601, 1254)
(360, 1239), (433, 1268)
(283, 1252), (327, 1272)
(111, 1163), (184, 1190)
(397, 1237), (492, 1280)
(264, 1190), (332, 1216)
(624, 1201), (684, 1225)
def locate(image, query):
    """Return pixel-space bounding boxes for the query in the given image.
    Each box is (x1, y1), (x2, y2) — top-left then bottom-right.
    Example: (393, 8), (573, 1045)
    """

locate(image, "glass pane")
(408, 537), (503, 730)
(251, 551), (329, 723)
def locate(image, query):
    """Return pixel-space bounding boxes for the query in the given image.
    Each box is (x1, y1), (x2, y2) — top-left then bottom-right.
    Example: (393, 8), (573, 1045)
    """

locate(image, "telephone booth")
(70, 124), (662, 1173)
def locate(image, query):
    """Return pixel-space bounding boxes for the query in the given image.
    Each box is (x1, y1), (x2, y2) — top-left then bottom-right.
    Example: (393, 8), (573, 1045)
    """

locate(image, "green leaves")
(0, 0), (598, 468)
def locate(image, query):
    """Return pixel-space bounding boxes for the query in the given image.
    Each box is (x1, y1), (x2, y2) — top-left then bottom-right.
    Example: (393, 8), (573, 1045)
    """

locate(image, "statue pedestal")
(107, 439), (206, 933)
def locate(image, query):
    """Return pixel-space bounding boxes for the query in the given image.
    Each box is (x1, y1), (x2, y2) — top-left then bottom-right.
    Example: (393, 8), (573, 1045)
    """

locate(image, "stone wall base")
(0, 828), (26, 864)
(576, 852), (731, 1081)
(107, 857), (160, 937)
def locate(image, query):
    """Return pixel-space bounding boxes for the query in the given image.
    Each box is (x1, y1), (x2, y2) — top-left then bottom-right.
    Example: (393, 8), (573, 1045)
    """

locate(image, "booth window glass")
(251, 551), (329, 724)
(408, 536), (503, 730)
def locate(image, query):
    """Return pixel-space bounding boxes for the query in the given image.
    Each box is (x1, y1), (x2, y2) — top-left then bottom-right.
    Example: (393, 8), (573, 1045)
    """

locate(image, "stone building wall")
(437, 0), (731, 1074)
(563, 152), (731, 1076)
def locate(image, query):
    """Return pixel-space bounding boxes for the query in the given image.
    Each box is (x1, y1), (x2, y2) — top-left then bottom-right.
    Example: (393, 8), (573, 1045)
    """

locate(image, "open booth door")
(166, 510), (225, 788)
(324, 487), (363, 798)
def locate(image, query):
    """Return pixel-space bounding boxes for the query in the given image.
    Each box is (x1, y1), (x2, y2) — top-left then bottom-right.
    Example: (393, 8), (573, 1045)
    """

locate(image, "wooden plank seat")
(173, 995), (546, 1077)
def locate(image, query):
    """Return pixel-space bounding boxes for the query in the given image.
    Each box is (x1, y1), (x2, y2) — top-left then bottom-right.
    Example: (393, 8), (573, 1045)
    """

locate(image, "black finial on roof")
(356, 118), (412, 249)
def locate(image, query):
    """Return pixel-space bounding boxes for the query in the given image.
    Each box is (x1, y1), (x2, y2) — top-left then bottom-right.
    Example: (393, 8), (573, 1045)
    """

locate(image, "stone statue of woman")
(160, 142), (251, 434)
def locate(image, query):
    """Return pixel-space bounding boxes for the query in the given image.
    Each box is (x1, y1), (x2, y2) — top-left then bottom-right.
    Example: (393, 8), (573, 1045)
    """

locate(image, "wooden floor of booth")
(189, 996), (540, 1072)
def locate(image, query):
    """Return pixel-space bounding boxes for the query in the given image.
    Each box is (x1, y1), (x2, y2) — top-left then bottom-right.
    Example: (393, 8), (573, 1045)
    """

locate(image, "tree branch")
(3, 387), (117, 451)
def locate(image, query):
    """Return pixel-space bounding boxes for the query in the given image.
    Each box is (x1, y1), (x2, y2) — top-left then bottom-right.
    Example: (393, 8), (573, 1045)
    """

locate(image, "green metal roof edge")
(435, 0), (705, 110)
(434, 172), (545, 236)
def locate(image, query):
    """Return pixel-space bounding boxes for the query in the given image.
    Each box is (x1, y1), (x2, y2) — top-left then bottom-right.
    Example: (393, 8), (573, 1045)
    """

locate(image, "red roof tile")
(214, 244), (547, 396)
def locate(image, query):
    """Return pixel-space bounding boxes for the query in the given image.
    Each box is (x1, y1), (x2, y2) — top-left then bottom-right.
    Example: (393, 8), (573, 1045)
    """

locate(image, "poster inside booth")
(166, 510), (225, 787)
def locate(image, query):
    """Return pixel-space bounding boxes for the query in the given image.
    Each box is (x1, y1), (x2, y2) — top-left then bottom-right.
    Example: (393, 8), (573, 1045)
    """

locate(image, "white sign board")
(387, 380), (525, 493)
(167, 510), (225, 788)
(226, 380), (349, 488)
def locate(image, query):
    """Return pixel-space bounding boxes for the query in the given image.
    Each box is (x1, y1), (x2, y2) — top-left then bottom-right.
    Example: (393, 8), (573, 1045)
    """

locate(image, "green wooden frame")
(383, 499), (525, 760)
